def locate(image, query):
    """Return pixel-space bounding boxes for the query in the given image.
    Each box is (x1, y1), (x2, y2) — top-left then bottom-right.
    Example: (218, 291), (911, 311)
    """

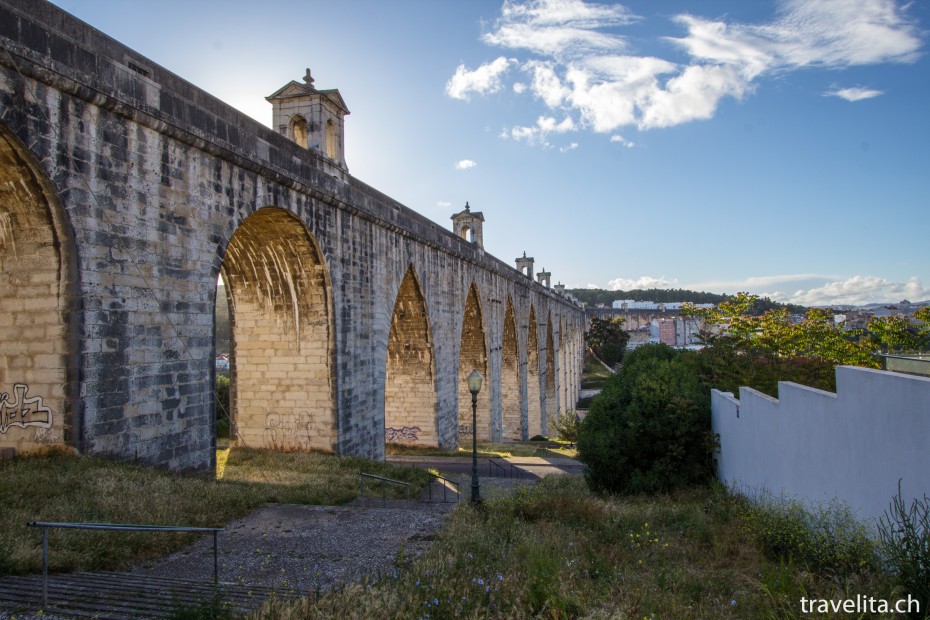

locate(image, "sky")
(48, 0), (930, 306)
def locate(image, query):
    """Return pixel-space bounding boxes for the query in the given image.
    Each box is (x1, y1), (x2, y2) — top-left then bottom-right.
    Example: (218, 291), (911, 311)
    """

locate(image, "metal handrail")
(427, 473), (460, 503)
(487, 459), (506, 478)
(27, 521), (224, 607)
(358, 472), (413, 505)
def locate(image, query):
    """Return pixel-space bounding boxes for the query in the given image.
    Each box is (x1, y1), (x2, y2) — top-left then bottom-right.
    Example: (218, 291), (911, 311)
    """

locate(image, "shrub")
(577, 344), (716, 494)
(215, 375), (231, 438)
(741, 494), (877, 575)
(879, 484), (930, 615)
(550, 410), (581, 443)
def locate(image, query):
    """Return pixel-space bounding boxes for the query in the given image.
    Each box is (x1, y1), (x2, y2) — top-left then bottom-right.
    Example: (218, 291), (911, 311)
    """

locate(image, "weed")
(879, 483), (930, 616)
(740, 493), (878, 576)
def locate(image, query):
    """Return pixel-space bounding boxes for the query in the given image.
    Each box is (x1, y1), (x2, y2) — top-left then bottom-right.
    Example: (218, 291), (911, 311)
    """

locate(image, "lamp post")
(467, 369), (483, 504)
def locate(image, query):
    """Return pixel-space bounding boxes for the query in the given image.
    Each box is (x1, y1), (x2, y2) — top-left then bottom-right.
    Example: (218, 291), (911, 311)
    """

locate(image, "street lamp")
(467, 369), (483, 504)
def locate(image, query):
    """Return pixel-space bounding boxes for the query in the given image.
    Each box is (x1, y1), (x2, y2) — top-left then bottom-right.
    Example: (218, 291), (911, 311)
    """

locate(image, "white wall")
(712, 366), (930, 524)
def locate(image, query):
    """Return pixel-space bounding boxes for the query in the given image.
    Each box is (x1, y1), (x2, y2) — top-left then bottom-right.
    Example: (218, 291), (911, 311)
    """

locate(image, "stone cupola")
(515, 251), (534, 278)
(267, 68), (350, 178)
(451, 202), (484, 248)
(536, 267), (551, 288)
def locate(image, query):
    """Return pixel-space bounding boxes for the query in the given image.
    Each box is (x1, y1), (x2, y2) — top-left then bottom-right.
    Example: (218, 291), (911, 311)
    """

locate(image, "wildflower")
(477, 578), (484, 586)
(496, 574), (503, 581)
(433, 598), (438, 606)
(731, 600), (737, 606)
(466, 552), (473, 559)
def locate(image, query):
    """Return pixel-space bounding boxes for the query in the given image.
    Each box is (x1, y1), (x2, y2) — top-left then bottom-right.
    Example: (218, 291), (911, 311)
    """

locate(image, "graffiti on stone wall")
(0, 384), (52, 433)
(385, 426), (421, 443)
(263, 411), (313, 451)
(458, 424), (471, 438)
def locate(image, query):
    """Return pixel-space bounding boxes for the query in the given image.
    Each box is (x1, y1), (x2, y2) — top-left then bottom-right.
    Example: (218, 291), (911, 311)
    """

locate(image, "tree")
(577, 344), (715, 494)
(585, 316), (630, 366)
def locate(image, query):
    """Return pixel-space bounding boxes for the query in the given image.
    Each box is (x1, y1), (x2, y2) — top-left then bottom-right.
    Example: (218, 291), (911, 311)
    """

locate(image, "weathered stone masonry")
(0, 0), (585, 470)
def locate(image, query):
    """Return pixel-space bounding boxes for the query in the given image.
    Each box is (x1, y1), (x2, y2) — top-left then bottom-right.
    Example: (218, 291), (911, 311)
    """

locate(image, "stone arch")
(501, 297), (521, 440)
(384, 265), (436, 447)
(526, 304), (542, 438)
(290, 115), (309, 149)
(545, 312), (556, 433)
(559, 316), (567, 414)
(219, 206), (335, 452)
(0, 124), (79, 455)
(458, 283), (490, 442)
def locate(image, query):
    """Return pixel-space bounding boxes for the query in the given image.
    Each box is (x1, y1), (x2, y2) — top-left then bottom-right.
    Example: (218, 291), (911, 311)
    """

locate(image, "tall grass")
(252, 477), (896, 619)
(0, 447), (428, 575)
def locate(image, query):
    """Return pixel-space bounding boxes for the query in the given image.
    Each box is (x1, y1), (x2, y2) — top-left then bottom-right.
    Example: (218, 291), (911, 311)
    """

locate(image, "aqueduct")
(0, 0), (585, 470)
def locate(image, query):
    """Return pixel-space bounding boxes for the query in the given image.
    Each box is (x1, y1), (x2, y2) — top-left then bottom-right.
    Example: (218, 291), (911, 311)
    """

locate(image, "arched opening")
(559, 316), (567, 414)
(526, 305), (542, 438)
(325, 119), (337, 160)
(0, 125), (77, 455)
(501, 298), (521, 440)
(290, 115), (309, 149)
(384, 266), (437, 447)
(458, 283), (490, 443)
(545, 313), (556, 434)
(219, 207), (335, 452)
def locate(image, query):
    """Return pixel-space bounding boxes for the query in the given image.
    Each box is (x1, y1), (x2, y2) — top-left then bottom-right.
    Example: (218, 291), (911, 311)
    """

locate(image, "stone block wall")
(0, 0), (585, 469)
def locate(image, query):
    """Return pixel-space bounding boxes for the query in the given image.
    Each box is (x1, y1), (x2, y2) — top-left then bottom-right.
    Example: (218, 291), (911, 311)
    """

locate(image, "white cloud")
(446, 56), (515, 100)
(610, 134), (635, 147)
(559, 142), (579, 152)
(509, 115), (575, 144)
(483, 0), (637, 58)
(455, 159), (477, 170)
(452, 0), (922, 140)
(671, 0), (922, 72)
(436, 201), (453, 208)
(782, 276), (930, 306)
(638, 64), (751, 129)
(825, 86), (884, 101)
(607, 275), (679, 291)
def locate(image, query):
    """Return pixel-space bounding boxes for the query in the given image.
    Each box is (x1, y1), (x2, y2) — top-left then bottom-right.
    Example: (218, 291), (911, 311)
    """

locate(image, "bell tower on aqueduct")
(267, 68), (350, 179)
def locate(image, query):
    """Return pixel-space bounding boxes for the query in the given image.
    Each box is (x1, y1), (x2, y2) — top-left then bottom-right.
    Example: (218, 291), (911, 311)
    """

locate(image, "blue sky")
(50, 0), (930, 306)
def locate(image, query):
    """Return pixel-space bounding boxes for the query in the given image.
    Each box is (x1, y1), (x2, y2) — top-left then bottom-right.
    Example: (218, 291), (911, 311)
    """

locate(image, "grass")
(581, 350), (614, 390)
(252, 476), (892, 620)
(386, 441), (576, 459)
(252, 476), (897, 619)
(0, 447), (429, 575)
(0, 448), (903, 618)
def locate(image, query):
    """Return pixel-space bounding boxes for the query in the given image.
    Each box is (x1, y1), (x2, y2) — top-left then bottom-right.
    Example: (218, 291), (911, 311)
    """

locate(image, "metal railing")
(487, 459), (507, 478)
(427, 473), (460, 503)
(358, 472), (414, 506)
(488, 459), (536, 479)
(877, 353), (930, 378)
(27, 521), (224, 607)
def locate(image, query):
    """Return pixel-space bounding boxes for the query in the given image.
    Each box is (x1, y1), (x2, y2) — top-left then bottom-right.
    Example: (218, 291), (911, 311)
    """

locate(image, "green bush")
(741, 494), (877, 575)
(549, 410), (582, 443)
(879, 484), (930, 616)
(215, 375), (231, 438)
(577, 344), (716, 494)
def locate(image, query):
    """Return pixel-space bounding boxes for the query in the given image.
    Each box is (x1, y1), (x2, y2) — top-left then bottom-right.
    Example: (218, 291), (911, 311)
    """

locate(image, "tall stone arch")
(0, 124), (79, 455)
(526, 304), (542, 438)
(219, 207), (335, 452)
(501, 297), (521, 440)
(384, 265), (437, 447)
(544, 312), (556, 434)
(458, 283), (490, 442)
